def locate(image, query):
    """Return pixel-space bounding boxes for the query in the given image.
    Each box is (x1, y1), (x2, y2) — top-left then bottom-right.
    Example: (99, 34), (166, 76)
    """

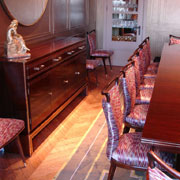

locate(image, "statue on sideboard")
(5, 19), (31, 59)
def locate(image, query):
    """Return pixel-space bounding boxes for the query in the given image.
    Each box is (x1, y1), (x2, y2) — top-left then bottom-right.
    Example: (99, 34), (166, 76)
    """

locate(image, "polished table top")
(141, 43), (180, 153)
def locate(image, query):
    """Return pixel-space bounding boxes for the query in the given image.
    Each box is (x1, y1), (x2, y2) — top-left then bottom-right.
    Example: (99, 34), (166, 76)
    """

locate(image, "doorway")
(103, 0), (145, 66)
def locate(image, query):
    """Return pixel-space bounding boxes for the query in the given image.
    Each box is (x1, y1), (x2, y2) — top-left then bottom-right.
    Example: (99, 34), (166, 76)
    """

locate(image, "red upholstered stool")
(0, 118), (26, 167)
(86, 59), (101, 85)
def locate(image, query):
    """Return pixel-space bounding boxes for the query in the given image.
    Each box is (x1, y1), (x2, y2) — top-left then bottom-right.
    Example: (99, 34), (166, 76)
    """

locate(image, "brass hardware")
(67, 51), (75, 55)
(58, 56), (62, 60)
(67, 52), (72, 55)
(78, 46), (85, 50)
(64, 80), (69, 83)
(34, 64), (45, 71)
(75, 72), (80, 75)
(40, 64), (45, 68)
(53, 56), (62, 62)
(34, 67), (40, 71)
(48, 92), (53, 96)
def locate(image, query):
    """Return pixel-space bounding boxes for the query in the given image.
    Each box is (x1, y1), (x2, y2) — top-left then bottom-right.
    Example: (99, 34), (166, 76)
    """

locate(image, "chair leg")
(108, 57), (112, 70)
(15, 136), (26, 167)
(108, 160), (117, 180)
(102, 58), (107, 75)
(87, 69), (90, 82)
(94, 68), (98, 86)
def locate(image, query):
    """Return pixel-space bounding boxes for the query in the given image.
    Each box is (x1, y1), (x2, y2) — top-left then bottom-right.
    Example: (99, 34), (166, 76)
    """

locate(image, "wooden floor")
(0, 65), (122, 180)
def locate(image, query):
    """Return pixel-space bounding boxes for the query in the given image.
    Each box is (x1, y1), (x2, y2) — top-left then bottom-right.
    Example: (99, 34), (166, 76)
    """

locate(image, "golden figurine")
(5, 19), (31, 59)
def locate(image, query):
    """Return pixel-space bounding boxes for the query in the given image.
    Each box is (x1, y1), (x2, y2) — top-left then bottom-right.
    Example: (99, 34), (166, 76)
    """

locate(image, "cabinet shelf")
(112, 0), (138, 42)
(112, 10), (138, 14)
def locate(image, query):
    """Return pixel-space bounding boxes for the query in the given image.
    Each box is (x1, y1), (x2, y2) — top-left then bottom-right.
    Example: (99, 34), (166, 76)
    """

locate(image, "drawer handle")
(67, 52), (72, 55)
(34, 64), (45, 71)
(48, 92), (53, 96)
(53, 56), (62, 62)
(67, 51), (75, 55)
(75, 72), (80, 75)
(64, 80), (69, 84)
(78, 46), (85, 50)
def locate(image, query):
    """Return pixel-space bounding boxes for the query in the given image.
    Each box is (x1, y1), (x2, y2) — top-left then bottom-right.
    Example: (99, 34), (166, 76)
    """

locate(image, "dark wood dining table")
(141, 43), (180, 154)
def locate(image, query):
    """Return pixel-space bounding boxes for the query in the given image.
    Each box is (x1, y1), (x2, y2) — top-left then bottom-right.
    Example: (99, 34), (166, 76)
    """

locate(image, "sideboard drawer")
(0, 37), (87, 156)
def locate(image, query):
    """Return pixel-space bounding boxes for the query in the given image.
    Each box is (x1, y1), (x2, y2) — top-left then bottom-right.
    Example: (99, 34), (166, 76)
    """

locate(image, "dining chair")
(87, 30), (113, 75)
(147, 150), (179, 180)
(86, 59), (101, 85)
(0, 118), (26, 167)
(138, 37), (159, 79)
(122, 62), (150, 130)
(169, 34), (180, 45)
(101, 77), (175, 180)
(139, 45), (157, 78)
(129, 55), (154, 105)
(132, 51), (155, 89)
(144, 37), (159, 71)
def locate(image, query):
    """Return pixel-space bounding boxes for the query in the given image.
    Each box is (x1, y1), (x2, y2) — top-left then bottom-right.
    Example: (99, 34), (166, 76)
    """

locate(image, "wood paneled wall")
(93, 0), (180, 59)
(145, 0), (180, 58)
(0, 0), (87, 56)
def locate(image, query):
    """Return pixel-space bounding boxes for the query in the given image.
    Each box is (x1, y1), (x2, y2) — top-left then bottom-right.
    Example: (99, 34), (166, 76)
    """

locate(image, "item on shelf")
(5, 20), (31, 59)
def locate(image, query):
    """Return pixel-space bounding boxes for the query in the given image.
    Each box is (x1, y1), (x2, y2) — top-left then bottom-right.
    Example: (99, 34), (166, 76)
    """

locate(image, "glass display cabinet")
(112, 0), (139, 42)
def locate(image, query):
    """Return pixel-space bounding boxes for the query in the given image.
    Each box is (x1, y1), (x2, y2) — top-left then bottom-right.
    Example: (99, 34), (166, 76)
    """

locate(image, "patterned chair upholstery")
(145, 38), (159, 69)
(142, 37), (159, 71)
(148, 167), (173, 180)
(101, 78), (175, 180)
(132, 54), (155, 90)
(86, 59), (101, 85)
(135, 48), (156, 90)
(169, 34), (180, 45)
(0, 118), (26, 167)
(123, 63), (152, 130)
(139, 48), (157, 79)
(87, 30), (114, 74)
(147, 150), (179, 180)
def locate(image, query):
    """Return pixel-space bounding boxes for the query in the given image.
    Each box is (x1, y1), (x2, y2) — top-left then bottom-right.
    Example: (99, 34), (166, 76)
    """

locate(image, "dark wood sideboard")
(0, 37), (87, 156)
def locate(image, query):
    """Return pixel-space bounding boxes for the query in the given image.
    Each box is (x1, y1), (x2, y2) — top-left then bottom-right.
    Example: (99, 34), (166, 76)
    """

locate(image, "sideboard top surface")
(0, 37), (85, 63)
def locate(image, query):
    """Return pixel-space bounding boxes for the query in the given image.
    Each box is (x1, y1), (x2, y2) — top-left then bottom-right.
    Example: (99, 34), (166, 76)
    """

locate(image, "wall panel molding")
(145, 0), (180, 57)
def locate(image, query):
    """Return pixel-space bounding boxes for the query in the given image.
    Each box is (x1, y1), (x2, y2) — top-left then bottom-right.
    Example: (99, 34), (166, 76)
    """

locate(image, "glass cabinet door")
(112, 0), (139, 42)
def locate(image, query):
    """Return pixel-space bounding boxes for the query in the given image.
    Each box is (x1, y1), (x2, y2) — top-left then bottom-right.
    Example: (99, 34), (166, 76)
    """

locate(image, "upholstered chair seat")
(125, 104), (149, 129)
(144, 72), (157, 79)
(112, 132), (174, 169)
(101, 77), (175, 180)
(86, 59), (101, 69)
(91, 49), (114, 57)
(136, 88), (153, 104)
(0, 118), (26, 167)
(147, 150), (179, 180)
(141, 78), (155, 89)
(148, 167), (173, 180)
